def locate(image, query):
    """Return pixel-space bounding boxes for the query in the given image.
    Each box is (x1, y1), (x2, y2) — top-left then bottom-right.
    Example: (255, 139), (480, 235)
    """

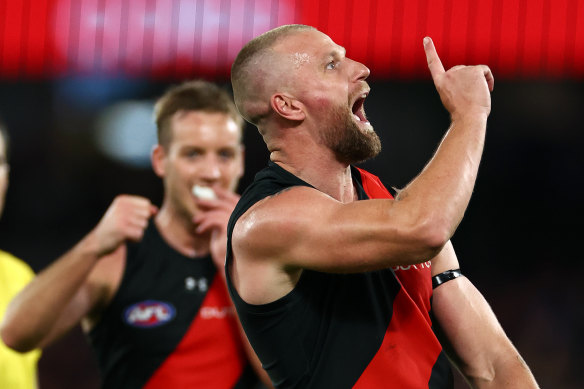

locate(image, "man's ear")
(270, 93), (305, 121)
(151, 144), (166, 178)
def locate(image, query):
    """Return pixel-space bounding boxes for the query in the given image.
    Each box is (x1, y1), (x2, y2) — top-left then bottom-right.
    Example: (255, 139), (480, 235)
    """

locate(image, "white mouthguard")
(192, 185), (216, 200)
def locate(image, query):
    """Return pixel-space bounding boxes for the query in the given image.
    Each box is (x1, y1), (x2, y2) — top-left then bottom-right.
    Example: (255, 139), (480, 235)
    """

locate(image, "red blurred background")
(2, 0), (584, 80)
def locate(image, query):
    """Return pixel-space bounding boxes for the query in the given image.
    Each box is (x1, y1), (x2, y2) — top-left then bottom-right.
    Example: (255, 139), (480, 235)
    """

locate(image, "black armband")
(432, 269), (463, 289)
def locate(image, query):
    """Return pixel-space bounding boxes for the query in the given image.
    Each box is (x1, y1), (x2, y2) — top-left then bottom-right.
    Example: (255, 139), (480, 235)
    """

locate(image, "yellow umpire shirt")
(0, 250), (41, 389)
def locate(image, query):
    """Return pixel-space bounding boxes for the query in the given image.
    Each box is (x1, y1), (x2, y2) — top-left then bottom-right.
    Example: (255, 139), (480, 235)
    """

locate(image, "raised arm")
(234, 38), (494, 275)
(397, 37), (493, 243)
(0, 195), (156, 352)
(431, 242), (539, 388)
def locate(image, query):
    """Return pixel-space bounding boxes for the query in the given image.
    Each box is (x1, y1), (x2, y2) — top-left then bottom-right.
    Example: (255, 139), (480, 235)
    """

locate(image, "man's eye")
(219, 150), (235, 160)
(326, 61), (336, 70)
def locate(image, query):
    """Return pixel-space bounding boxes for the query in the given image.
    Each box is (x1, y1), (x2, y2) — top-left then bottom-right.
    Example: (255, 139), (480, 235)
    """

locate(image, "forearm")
(396, 38), (493, 252)
(468, 351), (539, 389)
(393, 114), (487, 246)
(433, 276), (538, 388)
(0, 230), (101, 351)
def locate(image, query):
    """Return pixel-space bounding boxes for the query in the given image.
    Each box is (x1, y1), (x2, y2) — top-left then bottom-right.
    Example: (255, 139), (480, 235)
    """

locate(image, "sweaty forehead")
(291, 52), (310, 67)
(278, 30), (332, 52)
(276, 30), (344, 66)
(172, 111), (242, 143)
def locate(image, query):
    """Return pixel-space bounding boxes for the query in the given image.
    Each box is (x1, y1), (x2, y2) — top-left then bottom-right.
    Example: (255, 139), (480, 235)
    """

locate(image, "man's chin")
(341, 129), (381, 164)
(352, 116), (373, 133)
(336, 146), (381, 165)
(359, 122), (375, 134)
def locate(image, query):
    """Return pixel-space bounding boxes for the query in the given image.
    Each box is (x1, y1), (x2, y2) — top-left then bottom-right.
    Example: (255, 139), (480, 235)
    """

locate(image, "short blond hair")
(154, 80), (244, 148)
(231, 24), (315, 124)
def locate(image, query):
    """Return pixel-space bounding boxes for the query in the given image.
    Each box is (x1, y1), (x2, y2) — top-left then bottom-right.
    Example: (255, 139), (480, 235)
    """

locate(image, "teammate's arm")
(431, 242), (539, 388)
(0, 195), (156, 352)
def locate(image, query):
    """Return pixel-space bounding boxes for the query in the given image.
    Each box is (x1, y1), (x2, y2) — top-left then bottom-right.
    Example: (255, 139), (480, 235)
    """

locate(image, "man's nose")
(199, 156), (221, 182)
(350, 58), (370, 81)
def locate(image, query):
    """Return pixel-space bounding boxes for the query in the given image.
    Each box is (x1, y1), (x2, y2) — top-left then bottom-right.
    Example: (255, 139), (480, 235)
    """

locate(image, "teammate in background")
(0, 123), (41, 389)
(226, 25), (539, 388)
(1, 81), (270, 388)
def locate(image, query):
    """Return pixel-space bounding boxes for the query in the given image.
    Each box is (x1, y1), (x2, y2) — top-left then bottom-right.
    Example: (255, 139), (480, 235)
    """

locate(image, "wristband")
(432, 269), (462, 289)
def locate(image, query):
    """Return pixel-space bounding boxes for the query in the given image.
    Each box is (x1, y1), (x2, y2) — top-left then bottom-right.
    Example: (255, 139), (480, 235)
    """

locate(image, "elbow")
(461, 358), (499, 387)
(408, 218), (451, 260)
(424, 224), (451, 255)
(463, 367), (497, 387)
(0, 324), (36, 353)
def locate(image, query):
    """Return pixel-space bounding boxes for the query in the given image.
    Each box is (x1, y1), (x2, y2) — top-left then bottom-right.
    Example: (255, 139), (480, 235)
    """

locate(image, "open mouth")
(351, 93), (370, 125)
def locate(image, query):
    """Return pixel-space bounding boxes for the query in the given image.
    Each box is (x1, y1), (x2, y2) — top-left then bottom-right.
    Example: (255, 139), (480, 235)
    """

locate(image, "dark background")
(1, 0), (583, 388)
(1, 78), (582, 388)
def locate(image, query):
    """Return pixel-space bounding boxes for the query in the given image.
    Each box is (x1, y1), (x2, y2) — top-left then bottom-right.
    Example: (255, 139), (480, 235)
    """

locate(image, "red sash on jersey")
(353, 168), (440, 388)
(144, 274), (247, 389)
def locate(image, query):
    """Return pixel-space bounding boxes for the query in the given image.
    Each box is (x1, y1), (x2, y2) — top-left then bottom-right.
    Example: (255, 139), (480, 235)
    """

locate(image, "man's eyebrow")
(327, 46), (346, 60)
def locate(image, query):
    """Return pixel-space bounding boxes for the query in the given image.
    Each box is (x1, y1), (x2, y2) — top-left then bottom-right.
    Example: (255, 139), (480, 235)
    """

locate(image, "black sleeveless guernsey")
(225, 162), (453, 389)
(88, 222), (257, 389)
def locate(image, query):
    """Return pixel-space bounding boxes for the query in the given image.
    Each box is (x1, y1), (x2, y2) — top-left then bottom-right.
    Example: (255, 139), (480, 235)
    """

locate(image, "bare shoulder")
(231, 186), (336, 303)
(232, 185), (338, 260)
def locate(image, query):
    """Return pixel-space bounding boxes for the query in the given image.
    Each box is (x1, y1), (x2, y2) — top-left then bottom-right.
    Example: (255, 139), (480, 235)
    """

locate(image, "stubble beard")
(321, 106), (381, 165)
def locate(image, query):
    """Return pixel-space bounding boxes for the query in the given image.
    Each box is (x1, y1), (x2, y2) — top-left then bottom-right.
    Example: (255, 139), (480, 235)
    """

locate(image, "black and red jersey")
(225, 162), (452, 389)
(88, 222), (258, 389)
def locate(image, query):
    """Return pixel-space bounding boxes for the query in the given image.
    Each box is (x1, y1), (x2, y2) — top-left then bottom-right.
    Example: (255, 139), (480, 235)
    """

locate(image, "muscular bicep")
(234, 186), (439, 273)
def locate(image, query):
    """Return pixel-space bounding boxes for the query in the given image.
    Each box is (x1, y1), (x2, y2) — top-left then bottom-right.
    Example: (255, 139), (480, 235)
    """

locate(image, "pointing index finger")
(423, 37), (445, 79)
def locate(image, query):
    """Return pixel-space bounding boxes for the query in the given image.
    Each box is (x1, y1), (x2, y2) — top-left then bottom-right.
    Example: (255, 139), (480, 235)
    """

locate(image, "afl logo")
(123, 300), (176, 328)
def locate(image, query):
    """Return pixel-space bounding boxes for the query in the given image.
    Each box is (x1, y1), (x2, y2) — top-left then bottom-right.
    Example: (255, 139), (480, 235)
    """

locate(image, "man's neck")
(265, 123), (359, 203)
(154, 206), (211, 258)
(271, 149), (357, 204)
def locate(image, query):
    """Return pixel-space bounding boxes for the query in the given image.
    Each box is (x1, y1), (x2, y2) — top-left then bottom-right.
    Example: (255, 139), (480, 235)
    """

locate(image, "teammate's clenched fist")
(93, 195), (158, 257)
(424, 37), (494, 120)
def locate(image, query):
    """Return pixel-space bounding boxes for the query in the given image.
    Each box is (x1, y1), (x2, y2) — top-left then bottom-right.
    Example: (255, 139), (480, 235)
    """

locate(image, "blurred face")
(276, 29), (381, 163)
(153, 111), (243, 220)
(0, 132), (8, 218)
